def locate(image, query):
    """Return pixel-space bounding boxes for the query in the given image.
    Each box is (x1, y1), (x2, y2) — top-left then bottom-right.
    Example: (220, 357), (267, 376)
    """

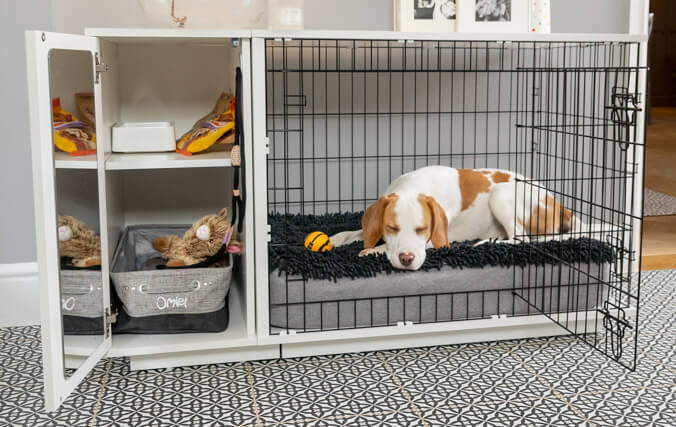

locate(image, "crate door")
(26, 31), (111, 412)
(510, 41), (646, 370)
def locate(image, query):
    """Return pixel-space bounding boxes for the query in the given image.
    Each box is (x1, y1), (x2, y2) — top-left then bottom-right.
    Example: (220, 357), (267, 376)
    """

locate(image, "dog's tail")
(564, 212), (619, 243)
(559, 206), (574, 234)
(527, 196), (575, 236)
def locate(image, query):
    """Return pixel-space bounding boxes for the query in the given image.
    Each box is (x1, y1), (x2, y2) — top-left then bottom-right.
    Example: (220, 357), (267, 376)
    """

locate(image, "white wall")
(552, 0), (629, 33)
(50, 0), (396, 32)
(0, 0), (51, 326)
(50, 0), (629, 34)
(0, 0), (51, 264)
(1, 0), (633, 267)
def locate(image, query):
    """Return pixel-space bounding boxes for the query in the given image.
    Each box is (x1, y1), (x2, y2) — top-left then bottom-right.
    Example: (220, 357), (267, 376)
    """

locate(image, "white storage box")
(112, 121), (176, 153)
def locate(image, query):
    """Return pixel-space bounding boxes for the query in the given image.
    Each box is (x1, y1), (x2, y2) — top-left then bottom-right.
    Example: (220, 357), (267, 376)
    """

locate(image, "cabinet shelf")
(62, 315), (250, 358)
(54, 152), (97, 169)
(63, 280), (251, 358)
(104, 150), (232, 170)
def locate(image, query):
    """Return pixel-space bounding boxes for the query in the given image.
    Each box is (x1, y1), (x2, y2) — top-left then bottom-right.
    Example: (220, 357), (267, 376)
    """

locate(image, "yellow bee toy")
(304, 231), (332, 252)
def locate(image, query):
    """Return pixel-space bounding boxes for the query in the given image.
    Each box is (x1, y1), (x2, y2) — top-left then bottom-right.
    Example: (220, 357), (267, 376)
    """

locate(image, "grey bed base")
(270, 263), (609, 331)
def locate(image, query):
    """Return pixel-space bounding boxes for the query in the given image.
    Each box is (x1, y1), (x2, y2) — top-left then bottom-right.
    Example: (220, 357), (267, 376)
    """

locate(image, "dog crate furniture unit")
(26, 26), (648, 412)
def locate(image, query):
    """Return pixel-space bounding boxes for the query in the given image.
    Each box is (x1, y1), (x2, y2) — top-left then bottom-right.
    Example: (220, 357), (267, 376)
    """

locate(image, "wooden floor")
(642, 107), (676, 270)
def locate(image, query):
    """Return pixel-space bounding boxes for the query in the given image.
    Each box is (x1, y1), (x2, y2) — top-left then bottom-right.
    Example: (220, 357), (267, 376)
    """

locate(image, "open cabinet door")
(25, 31), (112, 412)
(510, 39), (647, 371)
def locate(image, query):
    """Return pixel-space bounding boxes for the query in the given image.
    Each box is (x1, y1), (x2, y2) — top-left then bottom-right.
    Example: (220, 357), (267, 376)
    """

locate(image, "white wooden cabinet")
(27, 28), (648, 412)
(26, 29), (277, 412)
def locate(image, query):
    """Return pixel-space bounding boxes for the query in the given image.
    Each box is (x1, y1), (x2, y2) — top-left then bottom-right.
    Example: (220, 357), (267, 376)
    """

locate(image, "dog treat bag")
(176, 92), (235, 155)
(52, 97), (97, 156)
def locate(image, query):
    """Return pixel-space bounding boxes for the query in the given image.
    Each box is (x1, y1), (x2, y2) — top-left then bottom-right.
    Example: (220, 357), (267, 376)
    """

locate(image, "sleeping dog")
(330, 166), (575, 271)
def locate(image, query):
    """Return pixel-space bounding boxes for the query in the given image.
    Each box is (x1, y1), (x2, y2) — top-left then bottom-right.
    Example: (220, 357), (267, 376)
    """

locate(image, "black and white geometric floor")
(1, 270), (674, 426)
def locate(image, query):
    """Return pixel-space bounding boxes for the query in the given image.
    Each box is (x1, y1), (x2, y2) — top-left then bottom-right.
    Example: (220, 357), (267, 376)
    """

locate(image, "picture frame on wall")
(394, 0), (457, 32)
(456, 0), (530, 33)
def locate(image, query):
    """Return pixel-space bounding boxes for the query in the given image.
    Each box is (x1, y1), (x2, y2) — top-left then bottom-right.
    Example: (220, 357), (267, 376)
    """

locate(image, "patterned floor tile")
(351, 409), (429, 427)
(422, 395), (589, 427)
(260, 408), (425, 427)
(93, 359), (258, 426)
(634, 271), (676, 364)
(570, 384), (676, 426)
(0, 326), (104, 427)
(380, 341), (554, 411)
(506, 337), (674, 397)
(248, 352), (414, 426)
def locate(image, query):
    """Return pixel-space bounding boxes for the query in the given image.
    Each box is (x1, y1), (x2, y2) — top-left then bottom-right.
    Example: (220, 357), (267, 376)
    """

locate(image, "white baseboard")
(0, 262), (40, 327)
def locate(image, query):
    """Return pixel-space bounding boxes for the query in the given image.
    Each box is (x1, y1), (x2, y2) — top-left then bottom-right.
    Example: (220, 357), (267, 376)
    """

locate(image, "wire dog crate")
(261, 37), (646, 370)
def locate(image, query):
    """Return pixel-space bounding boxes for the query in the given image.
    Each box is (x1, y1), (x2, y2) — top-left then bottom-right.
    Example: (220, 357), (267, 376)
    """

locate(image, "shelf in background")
(54, 152), (97, 169)
(105, 150), (232, 170)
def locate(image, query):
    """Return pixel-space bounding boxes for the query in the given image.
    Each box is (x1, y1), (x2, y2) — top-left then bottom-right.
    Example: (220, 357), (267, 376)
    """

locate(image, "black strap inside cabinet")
(232, 67), (245, 234)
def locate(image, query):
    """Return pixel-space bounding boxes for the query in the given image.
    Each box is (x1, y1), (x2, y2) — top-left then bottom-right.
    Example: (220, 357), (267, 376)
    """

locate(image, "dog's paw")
(474, 238), (521, 247)
(329, 236), (344, 247)
(329, 231), (351, 247)
(473, 239), (492, 248)
(358, 248), (377, 257)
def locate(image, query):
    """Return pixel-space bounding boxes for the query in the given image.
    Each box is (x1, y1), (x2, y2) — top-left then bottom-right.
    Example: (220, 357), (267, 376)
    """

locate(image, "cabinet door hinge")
(104, 307), (117, 338)
(95, 52), (110, 84)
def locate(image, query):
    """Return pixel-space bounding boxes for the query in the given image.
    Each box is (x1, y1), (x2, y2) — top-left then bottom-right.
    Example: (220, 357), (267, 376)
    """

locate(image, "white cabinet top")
(84, 28), (250, 42)
(251, 29), (648, 42)
(84, 28), (648, 43)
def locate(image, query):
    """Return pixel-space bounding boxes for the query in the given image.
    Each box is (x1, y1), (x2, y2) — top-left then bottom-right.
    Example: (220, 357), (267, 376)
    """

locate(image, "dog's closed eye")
(386, 225), (400, 233)
(415, 226), (428, 234)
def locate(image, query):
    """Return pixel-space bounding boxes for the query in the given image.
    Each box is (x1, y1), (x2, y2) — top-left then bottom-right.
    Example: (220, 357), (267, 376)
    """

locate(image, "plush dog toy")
(152, 208), (233, 267)
(57, 215), (102, 267)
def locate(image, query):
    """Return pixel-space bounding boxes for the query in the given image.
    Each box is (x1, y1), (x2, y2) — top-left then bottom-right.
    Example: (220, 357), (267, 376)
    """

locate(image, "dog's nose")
(399, 252), (415, 267)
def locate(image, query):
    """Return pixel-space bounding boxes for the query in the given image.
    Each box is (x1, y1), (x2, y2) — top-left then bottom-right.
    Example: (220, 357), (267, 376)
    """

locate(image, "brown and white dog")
(330, 166), (575, 271)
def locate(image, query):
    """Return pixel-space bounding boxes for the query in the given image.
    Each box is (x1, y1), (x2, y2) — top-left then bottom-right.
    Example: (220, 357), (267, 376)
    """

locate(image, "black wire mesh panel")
(266, 39), (525, 214)
(264, 38), (644, 370)
(510, 42), (645, 370)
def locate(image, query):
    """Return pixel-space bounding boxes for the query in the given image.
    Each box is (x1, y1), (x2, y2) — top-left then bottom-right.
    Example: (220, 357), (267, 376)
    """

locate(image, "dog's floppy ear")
(419, 194), (449, 249)
(362, 194), (398, 249)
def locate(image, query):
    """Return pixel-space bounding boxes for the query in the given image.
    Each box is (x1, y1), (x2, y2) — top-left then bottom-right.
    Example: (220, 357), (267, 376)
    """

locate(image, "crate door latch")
(95, 53), (110, 84)
(104, 307), (118, 339)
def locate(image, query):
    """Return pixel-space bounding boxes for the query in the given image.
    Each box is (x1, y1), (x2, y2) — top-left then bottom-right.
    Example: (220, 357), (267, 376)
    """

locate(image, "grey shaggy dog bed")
(268, 212), (613, 331)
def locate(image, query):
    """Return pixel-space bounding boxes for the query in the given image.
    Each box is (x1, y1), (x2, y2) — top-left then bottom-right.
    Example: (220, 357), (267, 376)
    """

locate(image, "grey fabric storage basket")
(110, 225), (232, 332)
(60, 269), (104, 318)
(60, 269), (105, 335)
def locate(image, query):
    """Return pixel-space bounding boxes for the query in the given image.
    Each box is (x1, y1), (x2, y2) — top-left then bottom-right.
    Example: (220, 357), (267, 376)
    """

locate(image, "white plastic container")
(267, 0), (304, 30)
(112, 122), (176, 153)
